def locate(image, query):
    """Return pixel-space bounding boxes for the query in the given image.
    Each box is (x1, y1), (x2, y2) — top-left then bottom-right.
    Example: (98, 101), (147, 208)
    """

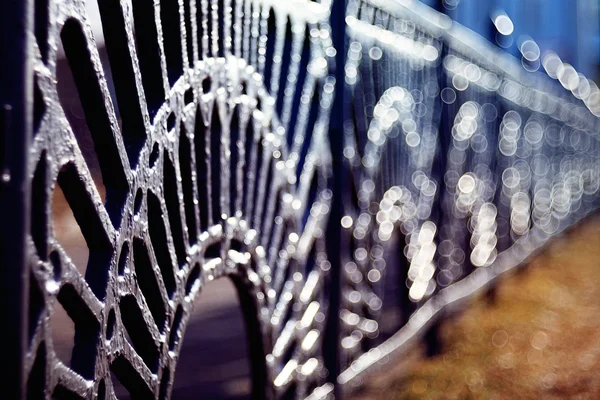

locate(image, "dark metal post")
(420, 0), (451, 358)
(324, 0), (347, 396)
(0, 0), (32, 397)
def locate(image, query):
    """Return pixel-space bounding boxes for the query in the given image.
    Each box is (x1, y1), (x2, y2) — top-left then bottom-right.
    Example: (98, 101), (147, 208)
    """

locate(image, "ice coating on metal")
(25, 0), (333, 398)
(14, 0), (600, 397)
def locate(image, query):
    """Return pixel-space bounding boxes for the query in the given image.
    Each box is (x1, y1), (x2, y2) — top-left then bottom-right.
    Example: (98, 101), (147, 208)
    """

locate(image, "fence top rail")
(358, 0), (600, 124)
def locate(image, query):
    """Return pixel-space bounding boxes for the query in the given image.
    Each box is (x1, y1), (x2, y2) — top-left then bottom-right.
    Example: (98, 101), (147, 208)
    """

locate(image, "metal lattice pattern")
(25, 0), (334, 398)
(4, 0), (600, 398)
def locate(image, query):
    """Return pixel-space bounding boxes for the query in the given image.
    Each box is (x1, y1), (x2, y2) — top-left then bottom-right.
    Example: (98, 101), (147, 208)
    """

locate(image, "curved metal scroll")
(24, 0), (334, 398)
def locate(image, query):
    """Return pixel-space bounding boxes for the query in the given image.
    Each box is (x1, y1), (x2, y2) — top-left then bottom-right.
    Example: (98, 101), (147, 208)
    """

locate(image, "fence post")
(324, 0), (347, 396)
(0, 0), (32, 397)
(420, 0), (453, 359)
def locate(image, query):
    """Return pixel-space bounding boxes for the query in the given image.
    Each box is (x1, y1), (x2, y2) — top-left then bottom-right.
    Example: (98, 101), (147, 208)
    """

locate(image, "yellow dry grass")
(350, 216), (600, 400)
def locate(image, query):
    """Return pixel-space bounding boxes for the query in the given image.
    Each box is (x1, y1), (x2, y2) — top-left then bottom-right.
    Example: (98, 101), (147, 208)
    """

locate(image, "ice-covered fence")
(3, 0), (337, 398)
(1, 0), (599, 398)
(327, 0), (600, 394)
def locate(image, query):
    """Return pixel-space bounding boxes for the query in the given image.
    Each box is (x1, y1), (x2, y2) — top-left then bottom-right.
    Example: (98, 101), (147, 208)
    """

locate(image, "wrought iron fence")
(330, 0), (600, 395)
(0, 0), (598, 399)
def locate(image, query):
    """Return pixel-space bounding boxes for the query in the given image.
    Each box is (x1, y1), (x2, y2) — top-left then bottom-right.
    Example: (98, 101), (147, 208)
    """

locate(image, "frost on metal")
(26, 0), (334, 398)
(18, 0), (600, 398)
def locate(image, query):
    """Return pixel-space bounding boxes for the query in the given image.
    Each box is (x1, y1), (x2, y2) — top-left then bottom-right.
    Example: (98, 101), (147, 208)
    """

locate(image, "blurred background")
(421, 0), (600, 79)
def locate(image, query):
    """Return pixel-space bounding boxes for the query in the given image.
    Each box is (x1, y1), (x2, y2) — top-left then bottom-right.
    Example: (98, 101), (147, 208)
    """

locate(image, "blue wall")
(420, 0), (600, 79)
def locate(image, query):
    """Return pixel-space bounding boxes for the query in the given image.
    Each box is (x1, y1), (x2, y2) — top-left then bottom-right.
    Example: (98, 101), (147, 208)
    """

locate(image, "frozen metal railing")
(329, 0), (600, 394)
(2, 0), (600, 398)
(5, 0), (336, 398)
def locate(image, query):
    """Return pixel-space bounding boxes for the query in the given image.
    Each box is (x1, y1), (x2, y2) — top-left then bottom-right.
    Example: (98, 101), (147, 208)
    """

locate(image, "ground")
(349, 216), (600, 400)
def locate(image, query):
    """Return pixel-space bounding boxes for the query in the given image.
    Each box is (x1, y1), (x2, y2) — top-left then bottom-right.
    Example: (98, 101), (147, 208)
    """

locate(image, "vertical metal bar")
(324, 0), (347, 396)
(419, 0), (448, 359)
(0, 0), (32, 397)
